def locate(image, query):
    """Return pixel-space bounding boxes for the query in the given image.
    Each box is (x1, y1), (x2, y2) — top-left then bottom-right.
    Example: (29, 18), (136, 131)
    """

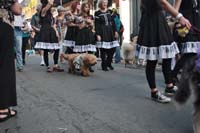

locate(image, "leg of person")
(114, 46), (121, 63)
(14, 30), (23, 71)
(43, 49), (51, 72)
(39, 50), (45, 66)
(146, 60), (171, 103)
(107, 48), (116, 70)
(65, 47), (73, 54)
(22, 37), (26, 65)
(163, 58), (177, 95)
(100, 48), (108, 71)
(95, 48), (100, 58)
(53, 49), (64, 72)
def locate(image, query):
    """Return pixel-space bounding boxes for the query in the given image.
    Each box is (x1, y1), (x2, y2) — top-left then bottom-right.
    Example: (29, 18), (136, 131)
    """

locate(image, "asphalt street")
(0, 55), (194, 133)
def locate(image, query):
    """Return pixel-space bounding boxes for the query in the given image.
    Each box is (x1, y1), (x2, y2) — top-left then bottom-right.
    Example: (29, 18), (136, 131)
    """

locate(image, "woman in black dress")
(173, 0), (200, 83)
(136, 0), (191, 103)
(73, 2), (96, 54)
(35, 0), (64, 72)
(64, 1), (80, 54)
(95, 0), (119, 71)
(0, 0), (22, 122)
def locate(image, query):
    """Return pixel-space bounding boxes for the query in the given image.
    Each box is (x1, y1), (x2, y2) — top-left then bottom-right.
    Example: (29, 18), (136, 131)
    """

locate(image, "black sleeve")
(94, 11), (102, 36)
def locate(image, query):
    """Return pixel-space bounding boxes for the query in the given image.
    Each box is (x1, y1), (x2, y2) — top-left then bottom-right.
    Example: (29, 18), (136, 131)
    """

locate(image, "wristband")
(176, 13), (183, 20)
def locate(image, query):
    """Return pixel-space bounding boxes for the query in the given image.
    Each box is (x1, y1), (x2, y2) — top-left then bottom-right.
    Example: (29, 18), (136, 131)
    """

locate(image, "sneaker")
(53, 66), (64, 72)
(47, 67), (53, 73)
(40, 61), (45, 66)
(151, 91), (171, 103)
(165, 86), (177, 96)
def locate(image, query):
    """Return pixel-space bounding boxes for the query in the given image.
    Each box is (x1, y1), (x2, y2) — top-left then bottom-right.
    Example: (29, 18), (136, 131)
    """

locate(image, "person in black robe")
(0, 0), (22, 122)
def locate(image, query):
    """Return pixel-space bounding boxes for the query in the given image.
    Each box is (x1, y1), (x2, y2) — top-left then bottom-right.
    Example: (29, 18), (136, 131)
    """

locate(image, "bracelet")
(176, 13), (183, 20)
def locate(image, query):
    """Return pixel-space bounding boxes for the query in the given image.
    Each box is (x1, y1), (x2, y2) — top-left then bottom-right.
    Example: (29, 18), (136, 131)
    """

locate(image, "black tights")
(173, 53), (197, 77)
(100, 48), (115, 69)
(43, 49), (59, 67)
(146, 59), (173, 89)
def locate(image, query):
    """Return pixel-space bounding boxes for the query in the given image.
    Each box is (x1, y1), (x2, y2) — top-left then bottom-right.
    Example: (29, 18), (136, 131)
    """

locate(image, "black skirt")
(35, 24), (60, 50)
(174, 9), (200, 53)
(73, 27), (96, 53)
(96, 25), (119, 49)
(136, 11), (179, 60)
(0, 19), (17, 109)
(64, 26), (77, 47)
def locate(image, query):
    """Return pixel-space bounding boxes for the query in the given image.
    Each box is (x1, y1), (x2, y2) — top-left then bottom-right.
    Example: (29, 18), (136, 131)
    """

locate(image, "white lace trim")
(96, 41), (119, 49)
(73, 44), (96, 52)
(136, 42), (179, 60)
(181, 42), (200, 53)
(63, 40), (75, 47)
(34, 42), (60, 49)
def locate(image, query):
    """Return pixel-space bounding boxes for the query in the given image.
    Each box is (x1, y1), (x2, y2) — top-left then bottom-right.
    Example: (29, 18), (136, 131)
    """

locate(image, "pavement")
(0, 55), (194, 133)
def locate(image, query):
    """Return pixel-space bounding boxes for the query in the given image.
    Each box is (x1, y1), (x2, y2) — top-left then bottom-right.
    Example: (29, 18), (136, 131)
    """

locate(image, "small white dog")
(122, 36), (138, 65)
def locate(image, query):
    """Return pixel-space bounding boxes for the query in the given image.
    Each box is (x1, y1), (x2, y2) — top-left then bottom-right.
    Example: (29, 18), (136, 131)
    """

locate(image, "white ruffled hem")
(181, 42), (200, 53)
(35, 42), (60, 50)
(73, 44), (96, 52)
(63, 40), (75, 47)
(136, 42), (179, 60)
(96, 41), (119, 49)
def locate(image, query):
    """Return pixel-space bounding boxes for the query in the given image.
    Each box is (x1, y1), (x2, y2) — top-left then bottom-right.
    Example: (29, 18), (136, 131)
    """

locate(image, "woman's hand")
(48, 0), (54, 5)
(178, 16), (191, 29)
(115, 32), (119, 39)
(97, 35), (101, 41)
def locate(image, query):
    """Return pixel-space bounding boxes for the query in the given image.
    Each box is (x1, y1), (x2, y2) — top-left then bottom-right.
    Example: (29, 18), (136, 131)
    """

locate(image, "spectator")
(0, 0), (22, 122)
(111, 8), (124, 63)
(95, 0), (119, 71)
(31, 4), (45, 66)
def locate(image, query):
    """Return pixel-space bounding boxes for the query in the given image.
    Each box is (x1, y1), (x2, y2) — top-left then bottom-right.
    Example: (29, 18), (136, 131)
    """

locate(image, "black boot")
(108, 65), (114, 70)
(102, 61), (108, 71)
(89, 67), (94, 72)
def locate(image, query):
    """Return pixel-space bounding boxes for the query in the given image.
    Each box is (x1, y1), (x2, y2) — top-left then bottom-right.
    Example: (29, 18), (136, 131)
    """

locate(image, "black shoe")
(165, 86), (177, 96)
(151, 91), (171, 103)
(108, 65), (114, 70)
(102, 68), (109, 71)
(89, 67), (94, 73)
(23, 60), (26, 65)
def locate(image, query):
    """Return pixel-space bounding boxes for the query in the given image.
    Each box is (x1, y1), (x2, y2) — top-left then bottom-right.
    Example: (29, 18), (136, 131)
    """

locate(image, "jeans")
(14, 28), (23, 69)
(115, 46), (121, 63)
(115, 33), (123, 63)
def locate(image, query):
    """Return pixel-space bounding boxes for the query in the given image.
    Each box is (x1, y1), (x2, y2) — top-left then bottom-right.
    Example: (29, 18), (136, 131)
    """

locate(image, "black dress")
(34, 11), (60, 50)
(95, 10), (119, 49)
(0, 13), (17, 109)
(63, 14), (78, 49)
(73, 15), (96, 53)
(174, 0), (200, 53)
(136, 0), (179, 60)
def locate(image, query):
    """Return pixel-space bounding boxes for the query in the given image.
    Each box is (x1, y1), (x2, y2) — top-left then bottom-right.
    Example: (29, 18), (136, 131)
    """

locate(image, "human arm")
(41, 0), (54, 17)
(160, 0), (191, 29)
